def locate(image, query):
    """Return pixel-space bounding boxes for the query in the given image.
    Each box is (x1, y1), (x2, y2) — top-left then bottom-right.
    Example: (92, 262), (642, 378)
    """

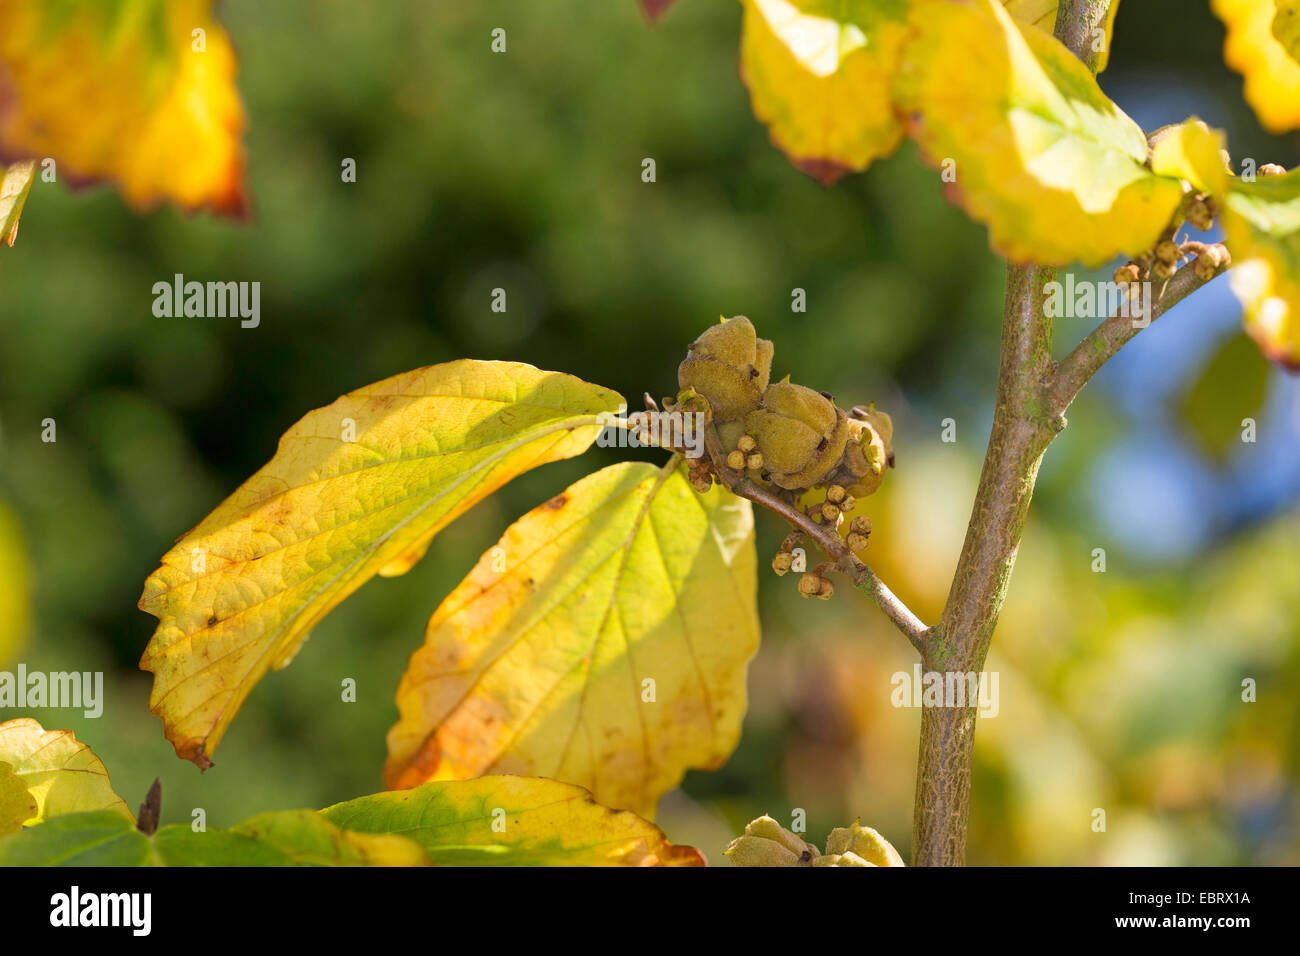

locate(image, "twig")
(1044, 261), (1211, 419)
(701, 425), (930, 654)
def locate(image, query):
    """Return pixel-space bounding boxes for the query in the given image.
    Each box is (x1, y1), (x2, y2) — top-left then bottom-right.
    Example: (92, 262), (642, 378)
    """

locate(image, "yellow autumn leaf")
(324, 777), (705, 866)
(893, 0), (1183, 266)
(0, 718), (133, 826)
(139, 361), (624, 769)
(1221, 167), (1300, 369)
(739, 0), (909, 183)
(0, 0), (246, 213)
(0, 762), (37, 836)
(1149, 118), (1231, 198)
(0, 160), (36, 250)
(1001, 0), (1121, 72)
(385, 460), (759, 819)
(1212, 0), (1300, 133)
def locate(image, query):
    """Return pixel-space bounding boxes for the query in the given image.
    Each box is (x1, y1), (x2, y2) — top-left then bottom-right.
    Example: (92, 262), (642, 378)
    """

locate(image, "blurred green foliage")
(0, 0), (1296, 864)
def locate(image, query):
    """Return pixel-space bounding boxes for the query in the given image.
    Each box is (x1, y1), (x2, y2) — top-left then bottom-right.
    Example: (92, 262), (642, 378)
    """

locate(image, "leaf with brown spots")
(385, 460), (759, 819)
(139, 361), (624, 769)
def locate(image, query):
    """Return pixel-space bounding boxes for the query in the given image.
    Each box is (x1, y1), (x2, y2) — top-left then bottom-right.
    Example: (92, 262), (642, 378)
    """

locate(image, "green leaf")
(1176, 333), (1272, 462)
(322, 777), (706, 866)
(0, 808), (431, 866)
(893, 0), (1183, 266)
(138, 360), (624, 769)
(385, 460), (759, 818)
(1221, 168), (1300, 369)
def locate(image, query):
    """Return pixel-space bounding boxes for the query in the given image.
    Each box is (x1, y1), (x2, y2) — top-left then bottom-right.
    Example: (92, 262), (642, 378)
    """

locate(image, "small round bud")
(746, 452), (764, 470)
(1187, 198), (1214, 232)
(817, 578), (834, 600)
(726, 450), (746, 471)
(826, 484), (846, 504)
(821, 502), (841, 522)
(1260, 163), (1287, 177)
(737, 434), (757, 454)
(839, 494), (856, 513)
(772, 551), (793, 576)
(690, 474), (713, 494)
(1113, 263), (1141, 286)
(798, 573), (822, 598)
(1154, 239), (1179, 265)
(847, 532), (870, 554)
(1193, 254), (1217, 281)
(850, 515), (872, 536)
(1151, 259), (1176, 279)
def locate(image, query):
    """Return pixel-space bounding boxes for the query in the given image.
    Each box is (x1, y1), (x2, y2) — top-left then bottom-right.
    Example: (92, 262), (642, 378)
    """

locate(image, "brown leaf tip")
(792, 156), (851, 188)
(639, 0), (678, 23)
(136, 778), (162, 835)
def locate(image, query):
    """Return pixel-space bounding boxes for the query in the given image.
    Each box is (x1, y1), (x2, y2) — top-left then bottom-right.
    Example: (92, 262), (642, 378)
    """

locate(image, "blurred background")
(1, 0), (1297, 864)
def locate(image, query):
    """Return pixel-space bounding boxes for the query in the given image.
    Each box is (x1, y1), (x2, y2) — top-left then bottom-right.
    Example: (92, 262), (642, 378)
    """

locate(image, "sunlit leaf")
(0, 160), (36, 250)
(894, 0), (1183, 266)
(1149, 118), (1231, 198)
(739, 0), (909, 183)
(1001, 0), (1121, 72)
(324, 777), (705, 866)
(1212, 0), (1300, 133)
(139, 361), (624, 769)
(0, 719), (132, 826)
(385, 460), (759, 818)
(0, 808), (431, 866)
(1221, 168), (1300, 369)
(0, 0), (247, 213)
(1176, 332), (1272, 461)
(0, 762), (36, 836)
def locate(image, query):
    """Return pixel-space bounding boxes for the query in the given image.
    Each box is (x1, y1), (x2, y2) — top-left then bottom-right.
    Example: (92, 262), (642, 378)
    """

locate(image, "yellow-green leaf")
(1149, 118), (1231, 199)
(894, 0), (1183, 266)
(0, 160), (36, 250)
(0, 718), (132, 826)
(739, 0), (909, 183)
(324, 777), (705, 866)
(1212, 0), (1300, 133)
(1001, 0), (1121, 72)
(0, 0), (247, 213)
(139, 361), (624, 769)
(1221, 167), (1300, 369)
(1276, 2), (1300, 63)
(0, 762), (37, 836)
(385, 460), (759, 818)
(0, 807), (433, 866)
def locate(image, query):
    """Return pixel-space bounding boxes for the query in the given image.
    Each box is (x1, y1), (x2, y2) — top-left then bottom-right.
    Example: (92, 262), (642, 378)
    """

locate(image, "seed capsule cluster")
(677, 315), (895, 602)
